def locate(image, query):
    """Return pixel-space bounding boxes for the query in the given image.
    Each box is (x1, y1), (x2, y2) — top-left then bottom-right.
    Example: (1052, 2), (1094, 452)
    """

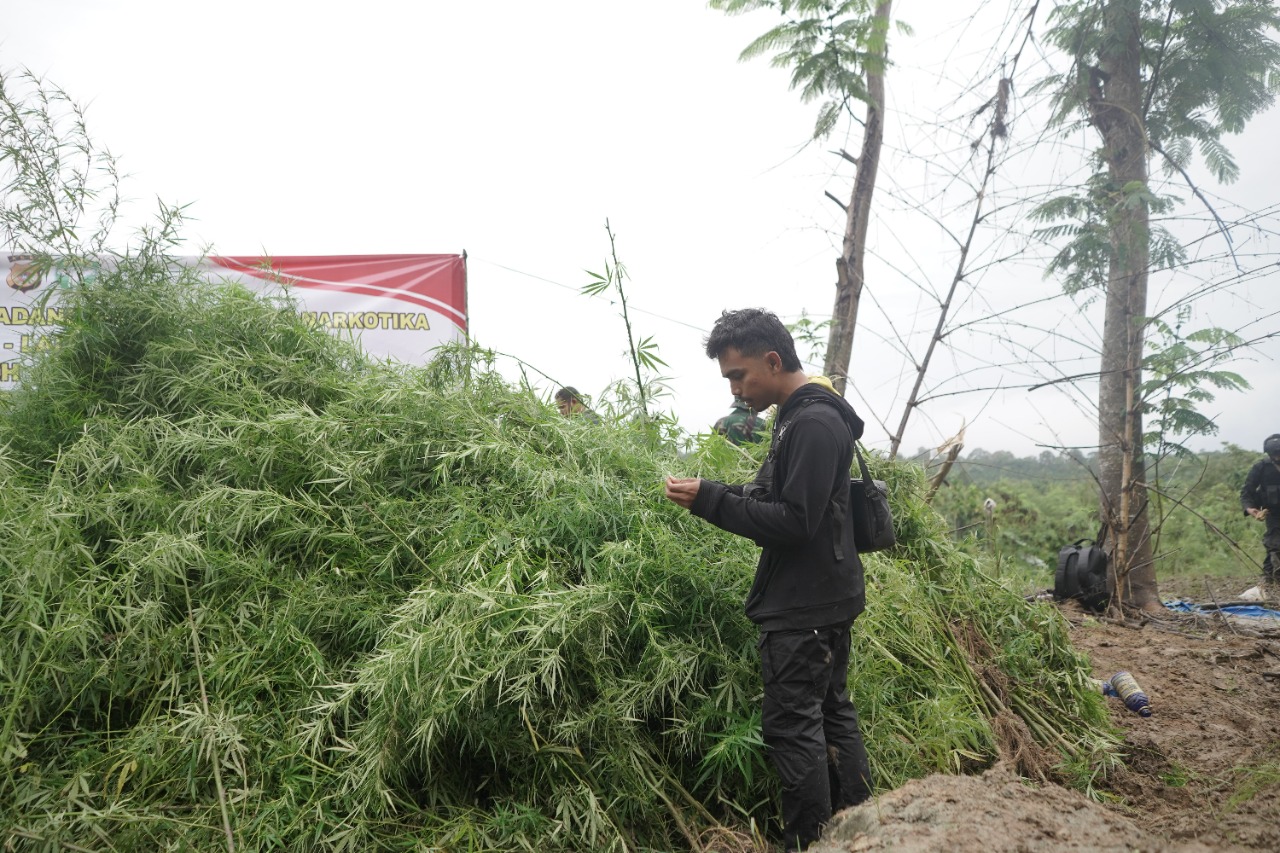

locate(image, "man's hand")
(664, 476), (701, 509)
(1248, 507), (1269, 520)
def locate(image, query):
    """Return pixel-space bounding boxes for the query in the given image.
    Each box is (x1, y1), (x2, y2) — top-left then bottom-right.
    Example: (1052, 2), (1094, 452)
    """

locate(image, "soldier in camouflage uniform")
(555, 386), (602, 425)
(714, 396), (765, 445)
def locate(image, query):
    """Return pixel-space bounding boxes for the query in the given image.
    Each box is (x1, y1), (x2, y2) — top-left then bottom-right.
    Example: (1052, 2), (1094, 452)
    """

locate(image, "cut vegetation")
(1, 256), (1118, 851)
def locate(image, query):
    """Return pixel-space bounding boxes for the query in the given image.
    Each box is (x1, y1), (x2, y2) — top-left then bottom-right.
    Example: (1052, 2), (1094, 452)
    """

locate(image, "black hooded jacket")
(1241, 457), (1280, 536)
(690, 383), (867, 630)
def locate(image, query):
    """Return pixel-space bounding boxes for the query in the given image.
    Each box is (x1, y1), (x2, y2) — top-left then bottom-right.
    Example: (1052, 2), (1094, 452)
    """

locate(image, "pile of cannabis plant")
(0, 257), (1117, 852)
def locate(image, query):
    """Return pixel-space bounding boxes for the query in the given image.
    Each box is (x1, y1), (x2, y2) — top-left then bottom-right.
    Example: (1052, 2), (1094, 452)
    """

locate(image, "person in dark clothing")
(554, 386), (601, 425)
(1241, 433), (1280, 596)
(664, 308), (872, 852)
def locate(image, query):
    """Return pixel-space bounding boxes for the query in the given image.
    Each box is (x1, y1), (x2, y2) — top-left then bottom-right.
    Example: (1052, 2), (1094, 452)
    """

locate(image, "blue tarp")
(1163, 600), (1280, 620)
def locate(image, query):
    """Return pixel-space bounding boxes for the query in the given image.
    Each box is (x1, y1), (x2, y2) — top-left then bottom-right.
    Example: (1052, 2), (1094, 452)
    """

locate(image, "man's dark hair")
(704, 308), (802, 372)
(555, 386), (582, 403)
(1265, 434), (1280, 456)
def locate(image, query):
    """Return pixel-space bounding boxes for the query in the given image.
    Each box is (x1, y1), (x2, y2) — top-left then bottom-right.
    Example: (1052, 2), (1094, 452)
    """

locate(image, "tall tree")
(710, 0), (893, 395)
(1036, 0), (1280, 610)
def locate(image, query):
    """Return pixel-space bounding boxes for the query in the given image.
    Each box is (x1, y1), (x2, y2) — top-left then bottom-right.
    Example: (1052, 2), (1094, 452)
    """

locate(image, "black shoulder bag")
(849, 444), (896, 553)
(752, 398), (896, 555)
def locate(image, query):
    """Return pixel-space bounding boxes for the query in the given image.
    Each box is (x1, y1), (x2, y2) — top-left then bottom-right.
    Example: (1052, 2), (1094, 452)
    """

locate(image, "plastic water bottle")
(1109, 671), (1152, 717)
(1089, 677), (1119, 698)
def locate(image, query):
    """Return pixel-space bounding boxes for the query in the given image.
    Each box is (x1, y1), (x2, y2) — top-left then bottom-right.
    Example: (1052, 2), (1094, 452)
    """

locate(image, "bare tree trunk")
(1091, 0), (1161, 611)
(823, 0), (891, 396)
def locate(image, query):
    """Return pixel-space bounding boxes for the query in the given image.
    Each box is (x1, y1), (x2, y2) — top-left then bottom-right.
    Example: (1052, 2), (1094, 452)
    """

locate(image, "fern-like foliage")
(711, 0), (890, 139)
(1139, 312), (1251, 458)
(1030, 174), (1114, 296)
(1036, 0), (1280, 290)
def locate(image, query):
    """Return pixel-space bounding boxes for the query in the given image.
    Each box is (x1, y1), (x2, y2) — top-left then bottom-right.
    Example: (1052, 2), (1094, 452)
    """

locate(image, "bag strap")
(854, 442), (873, 483)
(1055, 542), (1074, 599)
(842, 442), (881, 562)
(1070, 524), (1107, 550)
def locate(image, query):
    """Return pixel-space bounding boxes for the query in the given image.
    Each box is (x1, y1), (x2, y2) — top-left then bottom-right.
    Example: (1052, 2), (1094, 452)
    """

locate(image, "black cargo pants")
(1263, 525), (1280, 584)
(759, 624), (872, 852)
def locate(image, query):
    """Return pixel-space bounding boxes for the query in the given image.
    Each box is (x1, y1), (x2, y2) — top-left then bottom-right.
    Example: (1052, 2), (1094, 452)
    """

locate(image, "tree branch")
(1150, 139), (1242, 272)
(1138, 481), (1262, 572)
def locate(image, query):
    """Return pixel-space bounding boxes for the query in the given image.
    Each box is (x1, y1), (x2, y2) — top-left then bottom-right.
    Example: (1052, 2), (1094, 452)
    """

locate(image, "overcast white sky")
(5, 0), (1278, 458)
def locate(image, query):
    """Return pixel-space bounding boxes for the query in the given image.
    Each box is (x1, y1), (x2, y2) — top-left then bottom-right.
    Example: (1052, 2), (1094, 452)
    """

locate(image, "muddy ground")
(808, 575), (1280, 853)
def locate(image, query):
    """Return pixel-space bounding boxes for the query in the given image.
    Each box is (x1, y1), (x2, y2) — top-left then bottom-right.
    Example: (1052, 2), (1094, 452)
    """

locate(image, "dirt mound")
(812, 578), (1280, 853)
(812, 763), (1214, 852)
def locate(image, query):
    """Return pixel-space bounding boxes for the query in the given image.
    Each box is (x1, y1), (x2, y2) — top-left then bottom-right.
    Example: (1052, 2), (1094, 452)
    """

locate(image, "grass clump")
(1226, 757), (1280, 811)
(0, 255), (1118, 851)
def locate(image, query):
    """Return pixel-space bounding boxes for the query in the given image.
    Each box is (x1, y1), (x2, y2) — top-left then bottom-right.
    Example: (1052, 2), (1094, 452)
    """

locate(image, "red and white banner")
(0, 253), (468, 386)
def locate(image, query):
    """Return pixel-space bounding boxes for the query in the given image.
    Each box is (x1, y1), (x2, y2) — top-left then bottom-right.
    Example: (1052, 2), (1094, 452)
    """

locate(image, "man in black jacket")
(665, 308), (871, 852)
(1241, 433), (1280, 596)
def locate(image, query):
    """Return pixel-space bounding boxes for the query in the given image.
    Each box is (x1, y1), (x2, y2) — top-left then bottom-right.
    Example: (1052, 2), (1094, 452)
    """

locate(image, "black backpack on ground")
(1054, 529), (1110, 612)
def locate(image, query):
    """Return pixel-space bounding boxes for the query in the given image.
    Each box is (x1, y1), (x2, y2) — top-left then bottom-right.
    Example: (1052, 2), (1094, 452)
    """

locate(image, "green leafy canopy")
(1032, 0), (1280, 292)
(709, 0), (904, 139)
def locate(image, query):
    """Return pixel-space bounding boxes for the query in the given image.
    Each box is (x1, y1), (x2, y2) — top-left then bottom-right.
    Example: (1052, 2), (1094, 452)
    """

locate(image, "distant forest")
(909, 447), (1099, 485)
(915, 444), (1264, 588)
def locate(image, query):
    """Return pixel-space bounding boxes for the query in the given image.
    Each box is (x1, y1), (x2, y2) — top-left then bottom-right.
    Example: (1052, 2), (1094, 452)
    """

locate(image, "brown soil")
(810, 575), (1280, 853)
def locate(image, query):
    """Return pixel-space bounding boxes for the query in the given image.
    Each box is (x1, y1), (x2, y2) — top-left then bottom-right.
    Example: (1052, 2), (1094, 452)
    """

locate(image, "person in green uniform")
(554, 386), (601, 425)
(714, 396), (765, 445)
